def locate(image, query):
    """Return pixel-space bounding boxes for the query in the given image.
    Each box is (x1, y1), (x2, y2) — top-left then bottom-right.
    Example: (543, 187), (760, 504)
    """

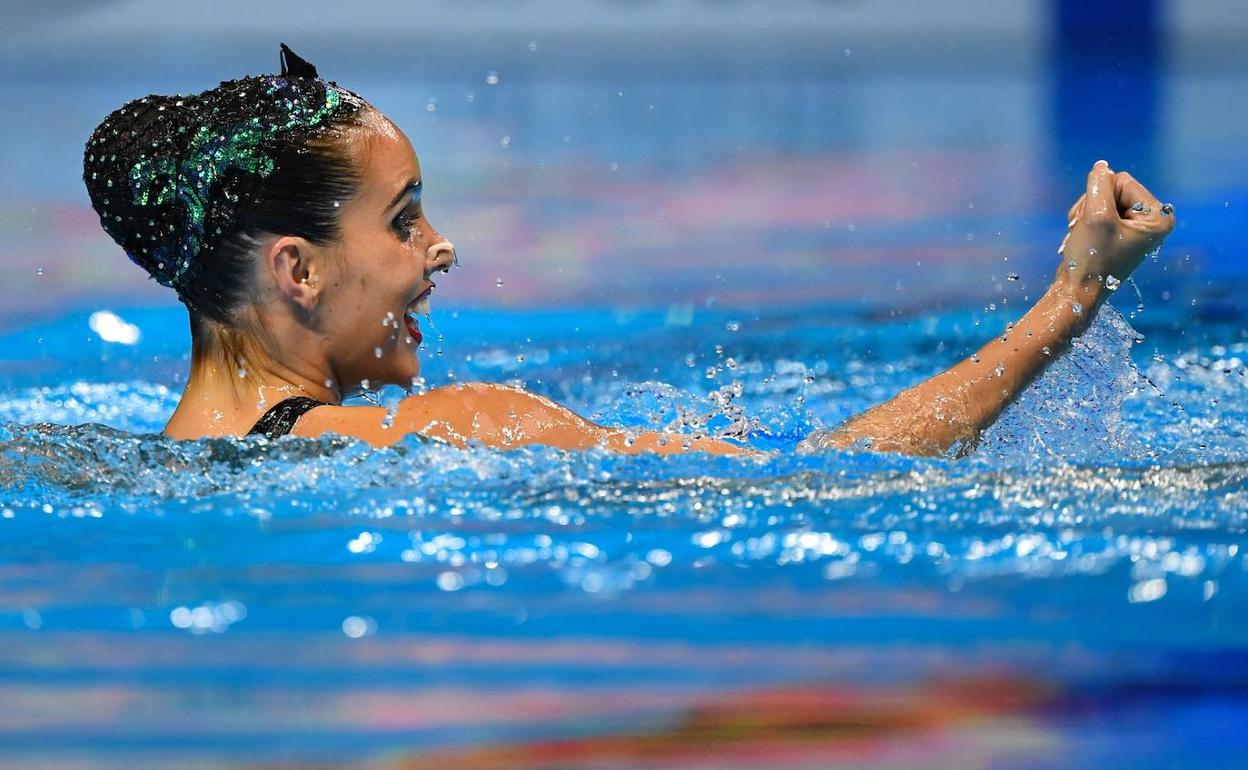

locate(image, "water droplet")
(35, 267), (43, 276)
(1067, 260), (1079, 270)
(1071, 301), (1083, 315)
(725, 321), (740, 332)
(342, 616), (375, 638)
(1105, 274), (1121, 290)
(374, 347), (383, 358)
(485, 70), (500, 86)
(970, 353), (981, 363)
(332, 200), (340, 208)
(1042, 346), (1052, 356)
(499, 134), (511, 147)
(1006, 272), (1020, 281)
(495, 277), (505, 287)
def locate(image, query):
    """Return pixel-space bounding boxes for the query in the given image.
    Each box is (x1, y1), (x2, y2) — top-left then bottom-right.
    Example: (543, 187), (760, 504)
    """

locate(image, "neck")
(164, 317), (341, 439)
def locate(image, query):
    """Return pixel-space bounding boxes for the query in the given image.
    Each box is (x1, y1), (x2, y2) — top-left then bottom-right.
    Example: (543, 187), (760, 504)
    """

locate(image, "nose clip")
(427, 240), (457, 273)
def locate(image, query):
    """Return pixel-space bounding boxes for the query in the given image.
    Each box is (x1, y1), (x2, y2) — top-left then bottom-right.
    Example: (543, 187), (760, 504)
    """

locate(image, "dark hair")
(82, 49), (370, 330)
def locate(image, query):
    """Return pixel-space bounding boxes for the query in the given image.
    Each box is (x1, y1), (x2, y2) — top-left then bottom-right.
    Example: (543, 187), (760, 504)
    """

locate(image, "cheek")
(321, 238), (416, 338)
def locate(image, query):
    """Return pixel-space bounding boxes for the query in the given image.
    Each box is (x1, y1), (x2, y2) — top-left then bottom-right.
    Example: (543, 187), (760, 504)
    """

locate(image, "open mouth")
(403, 283), (434, 344)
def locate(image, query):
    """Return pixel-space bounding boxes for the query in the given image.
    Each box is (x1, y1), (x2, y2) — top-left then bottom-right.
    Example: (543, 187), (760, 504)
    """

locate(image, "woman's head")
(83, 45), (452, 396)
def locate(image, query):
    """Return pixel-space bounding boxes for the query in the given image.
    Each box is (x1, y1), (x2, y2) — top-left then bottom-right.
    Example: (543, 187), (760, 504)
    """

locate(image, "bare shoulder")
(288, 383), (585, 449)
(286, 402), (399, 446)
(286, 384), (482, 447)
(408, 383), (578, 441)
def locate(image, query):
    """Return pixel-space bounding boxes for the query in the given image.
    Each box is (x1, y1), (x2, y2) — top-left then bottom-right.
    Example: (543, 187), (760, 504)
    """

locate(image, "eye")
(392, 205), (421, 241)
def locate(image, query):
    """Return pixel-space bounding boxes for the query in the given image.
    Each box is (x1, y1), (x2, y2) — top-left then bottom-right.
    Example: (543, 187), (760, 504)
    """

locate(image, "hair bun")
(83, 93), (194, 289)
(83, 64), (366, 299)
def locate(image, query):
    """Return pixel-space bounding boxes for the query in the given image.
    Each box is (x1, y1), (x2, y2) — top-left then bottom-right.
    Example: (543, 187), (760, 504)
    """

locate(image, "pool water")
(3, 31), (1248, 769)
(2, 285), (1248, 768)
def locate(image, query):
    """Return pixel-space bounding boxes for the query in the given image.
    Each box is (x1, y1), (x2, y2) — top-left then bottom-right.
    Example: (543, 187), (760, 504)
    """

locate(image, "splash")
(978, 304), (1154, 462)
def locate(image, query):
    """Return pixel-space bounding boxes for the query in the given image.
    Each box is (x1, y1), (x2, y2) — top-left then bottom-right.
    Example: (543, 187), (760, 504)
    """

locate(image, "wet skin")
(162, 109), (742, 454)
(810, 160), (1176, 456)
(164, 114), (1173, 457)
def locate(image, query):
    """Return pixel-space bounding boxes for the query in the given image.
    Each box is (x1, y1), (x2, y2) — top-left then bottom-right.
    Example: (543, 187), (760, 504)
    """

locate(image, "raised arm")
(812, 161), (1175, 456)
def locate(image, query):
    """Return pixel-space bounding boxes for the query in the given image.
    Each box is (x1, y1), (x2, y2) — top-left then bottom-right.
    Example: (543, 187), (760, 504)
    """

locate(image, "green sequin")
(127, 83), (346, 287)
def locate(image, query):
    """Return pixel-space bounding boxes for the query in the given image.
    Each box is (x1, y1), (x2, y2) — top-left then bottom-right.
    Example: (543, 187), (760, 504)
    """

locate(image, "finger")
(1058, 197), (1089, 254)
(1115, 172), (1176, 233)
(1066, 192), (1086, 225)
(1085, 160), (1118, 222)
(1115, 171), (1155, 218)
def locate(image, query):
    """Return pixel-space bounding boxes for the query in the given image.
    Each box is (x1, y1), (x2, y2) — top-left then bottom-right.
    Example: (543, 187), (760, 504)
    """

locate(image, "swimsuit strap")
(247, 396), (327, 439)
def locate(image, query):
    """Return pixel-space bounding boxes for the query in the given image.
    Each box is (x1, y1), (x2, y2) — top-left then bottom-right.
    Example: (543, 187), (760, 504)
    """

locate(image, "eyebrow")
(385, 178), (422, 213)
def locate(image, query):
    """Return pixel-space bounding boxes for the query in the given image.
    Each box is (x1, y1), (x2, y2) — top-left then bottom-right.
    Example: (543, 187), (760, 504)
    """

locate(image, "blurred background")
(1, 0), (1244, 327)
(3, 3), (1248, 769)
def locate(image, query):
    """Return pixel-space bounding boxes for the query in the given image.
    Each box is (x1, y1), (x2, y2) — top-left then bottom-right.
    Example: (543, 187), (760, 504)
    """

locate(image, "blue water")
(3, 287), (1248, 768)
(4, 20), (1248, 767)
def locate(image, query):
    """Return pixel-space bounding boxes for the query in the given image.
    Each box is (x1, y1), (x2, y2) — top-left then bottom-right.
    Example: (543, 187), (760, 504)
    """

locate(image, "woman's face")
(314, 110), (453, 394)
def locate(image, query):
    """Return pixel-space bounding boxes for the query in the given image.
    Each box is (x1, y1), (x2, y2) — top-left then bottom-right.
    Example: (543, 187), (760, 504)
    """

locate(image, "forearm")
(829, 277), (1108, 455)
(815, 160), (1176, 458)
(948, 277), (1107, 432)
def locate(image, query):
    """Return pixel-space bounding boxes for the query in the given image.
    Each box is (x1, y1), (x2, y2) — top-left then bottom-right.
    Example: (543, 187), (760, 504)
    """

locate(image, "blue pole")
(1051, 0), (1162, 188)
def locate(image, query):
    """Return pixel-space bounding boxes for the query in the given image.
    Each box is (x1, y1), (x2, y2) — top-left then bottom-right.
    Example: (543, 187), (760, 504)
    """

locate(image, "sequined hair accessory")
(83, 44), (365, 298)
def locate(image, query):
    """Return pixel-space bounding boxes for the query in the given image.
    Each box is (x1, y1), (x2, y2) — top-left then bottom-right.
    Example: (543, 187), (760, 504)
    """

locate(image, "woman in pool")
(84, 46), (1175, 457)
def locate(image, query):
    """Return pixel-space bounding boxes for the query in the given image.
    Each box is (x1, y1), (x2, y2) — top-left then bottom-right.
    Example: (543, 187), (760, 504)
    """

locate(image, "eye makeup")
(390, 181), (423, 240)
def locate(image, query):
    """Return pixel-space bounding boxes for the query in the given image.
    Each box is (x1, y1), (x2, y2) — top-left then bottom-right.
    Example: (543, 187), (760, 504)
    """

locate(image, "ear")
(265, 235), (324, 312)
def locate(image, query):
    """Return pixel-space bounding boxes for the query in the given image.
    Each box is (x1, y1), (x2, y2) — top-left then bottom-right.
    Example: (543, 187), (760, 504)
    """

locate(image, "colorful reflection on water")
(2, 20), (1248, 769)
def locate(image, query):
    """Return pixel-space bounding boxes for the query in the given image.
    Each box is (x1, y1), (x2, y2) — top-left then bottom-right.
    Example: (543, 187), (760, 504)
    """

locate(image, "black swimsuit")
(247, 397), (327, 439)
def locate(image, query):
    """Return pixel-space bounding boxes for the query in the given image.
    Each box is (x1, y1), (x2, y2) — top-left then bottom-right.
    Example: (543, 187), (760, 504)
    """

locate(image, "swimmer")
(83, 46), (1175, 457)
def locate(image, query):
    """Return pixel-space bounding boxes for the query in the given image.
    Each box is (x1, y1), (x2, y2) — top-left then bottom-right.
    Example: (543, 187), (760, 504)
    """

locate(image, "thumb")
(1084, 160), (1118, 223)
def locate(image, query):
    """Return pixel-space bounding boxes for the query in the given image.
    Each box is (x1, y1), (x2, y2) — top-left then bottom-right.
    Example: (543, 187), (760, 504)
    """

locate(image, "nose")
(425, 240), (456, 276)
